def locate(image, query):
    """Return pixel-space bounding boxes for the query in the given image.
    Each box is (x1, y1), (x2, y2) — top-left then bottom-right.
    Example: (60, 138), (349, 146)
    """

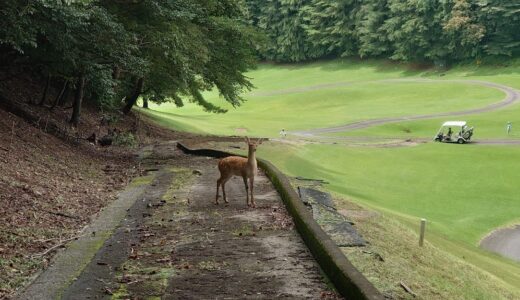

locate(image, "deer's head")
(245, 136), (263, 152)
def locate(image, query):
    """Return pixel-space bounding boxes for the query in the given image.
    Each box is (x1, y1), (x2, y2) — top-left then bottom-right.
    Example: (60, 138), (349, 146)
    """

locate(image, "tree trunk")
(122, 77), (144, 115)
(38, 74), (51, 106)
(51, 80), (69, 110)
(70, 75), (85, 126)
(143, 98), (149, 109)
(57, 82), (71, 107)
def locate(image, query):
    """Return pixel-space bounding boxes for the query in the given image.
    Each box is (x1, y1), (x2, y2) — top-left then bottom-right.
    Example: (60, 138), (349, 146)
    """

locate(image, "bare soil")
(0, 108), (140, 298)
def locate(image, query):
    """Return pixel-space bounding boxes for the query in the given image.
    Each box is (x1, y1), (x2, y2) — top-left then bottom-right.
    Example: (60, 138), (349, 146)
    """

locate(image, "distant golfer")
(507, 122), (512, 135)
(279, 128), (287, 138)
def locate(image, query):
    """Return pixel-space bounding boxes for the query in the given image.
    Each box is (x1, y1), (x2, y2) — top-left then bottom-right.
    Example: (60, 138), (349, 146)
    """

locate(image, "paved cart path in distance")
(289, 79), (520, 146)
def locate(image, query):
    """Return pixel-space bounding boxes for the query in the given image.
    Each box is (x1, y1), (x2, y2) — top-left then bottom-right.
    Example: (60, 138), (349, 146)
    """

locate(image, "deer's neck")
(247, 149), (257, 170)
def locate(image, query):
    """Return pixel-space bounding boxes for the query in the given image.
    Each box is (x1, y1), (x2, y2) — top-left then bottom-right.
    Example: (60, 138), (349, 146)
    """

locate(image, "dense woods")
(245, 0), (520, 64)
(0, 0), (258, 124)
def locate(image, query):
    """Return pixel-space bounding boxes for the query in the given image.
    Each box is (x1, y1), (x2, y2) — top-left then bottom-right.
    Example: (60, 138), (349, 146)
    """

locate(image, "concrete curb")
(17, 182), (149, 300)
(177, 142), (383, 300)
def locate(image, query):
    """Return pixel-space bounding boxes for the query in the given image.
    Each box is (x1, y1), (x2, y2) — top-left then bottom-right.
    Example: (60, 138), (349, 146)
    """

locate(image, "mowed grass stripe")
(149, 81), (502, 137)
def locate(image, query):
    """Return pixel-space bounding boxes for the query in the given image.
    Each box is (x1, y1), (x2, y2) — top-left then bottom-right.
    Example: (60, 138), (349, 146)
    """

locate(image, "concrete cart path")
(19, 142), (336, 299)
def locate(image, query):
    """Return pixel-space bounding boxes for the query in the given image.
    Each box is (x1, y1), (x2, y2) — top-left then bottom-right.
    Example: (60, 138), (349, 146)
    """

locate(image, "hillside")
(0, 75), (182, 298)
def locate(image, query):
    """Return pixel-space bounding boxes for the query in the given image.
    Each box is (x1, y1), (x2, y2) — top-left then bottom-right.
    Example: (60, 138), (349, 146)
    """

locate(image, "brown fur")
(215, 137), (262, 207)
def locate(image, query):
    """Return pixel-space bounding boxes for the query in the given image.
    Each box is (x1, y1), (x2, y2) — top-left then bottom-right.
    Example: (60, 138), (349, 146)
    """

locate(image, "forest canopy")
(245, 0), (520, 64)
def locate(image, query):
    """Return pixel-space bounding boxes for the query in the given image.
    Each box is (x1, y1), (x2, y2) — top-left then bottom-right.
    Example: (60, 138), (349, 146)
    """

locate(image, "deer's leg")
(242, 176), (249, 206)
(249, 177), (255, 208)
(216, 177), (222, 205)
(222, 177), (230, 203)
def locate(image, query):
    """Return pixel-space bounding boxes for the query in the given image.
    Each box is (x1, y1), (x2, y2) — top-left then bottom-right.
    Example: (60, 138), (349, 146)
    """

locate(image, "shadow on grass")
(259, 57), (520, 79)
(140, 109), (203, 133)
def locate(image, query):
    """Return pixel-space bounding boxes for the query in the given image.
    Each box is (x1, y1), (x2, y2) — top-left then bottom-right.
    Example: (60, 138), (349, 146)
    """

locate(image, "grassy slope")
(337, 199), (520, 300)
(144, 59), (520, 294)
(257, 142), (520, 290)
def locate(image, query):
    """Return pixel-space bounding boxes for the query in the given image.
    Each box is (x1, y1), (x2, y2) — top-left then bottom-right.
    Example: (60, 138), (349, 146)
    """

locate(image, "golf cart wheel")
(457, 139), (465, 144)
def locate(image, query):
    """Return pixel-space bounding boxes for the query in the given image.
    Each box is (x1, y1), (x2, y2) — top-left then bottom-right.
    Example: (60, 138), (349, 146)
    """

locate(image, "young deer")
(216, 137), (263, 208)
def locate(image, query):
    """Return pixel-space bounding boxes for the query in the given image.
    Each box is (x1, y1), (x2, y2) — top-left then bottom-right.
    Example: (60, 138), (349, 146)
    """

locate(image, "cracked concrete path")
(20, 142), (337, 299)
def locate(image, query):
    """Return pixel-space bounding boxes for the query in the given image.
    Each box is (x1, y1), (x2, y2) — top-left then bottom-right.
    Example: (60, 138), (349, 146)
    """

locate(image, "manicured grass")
(148, 81), (501, 137)
(259, 143), (520, 245)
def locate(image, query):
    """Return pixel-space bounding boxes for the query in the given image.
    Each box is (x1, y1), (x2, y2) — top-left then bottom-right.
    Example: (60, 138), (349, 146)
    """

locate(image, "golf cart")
(434, 121), (474, 144)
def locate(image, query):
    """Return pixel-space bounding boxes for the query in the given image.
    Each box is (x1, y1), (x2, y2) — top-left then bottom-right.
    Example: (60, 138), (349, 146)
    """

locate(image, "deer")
(215, 137), (263, 208)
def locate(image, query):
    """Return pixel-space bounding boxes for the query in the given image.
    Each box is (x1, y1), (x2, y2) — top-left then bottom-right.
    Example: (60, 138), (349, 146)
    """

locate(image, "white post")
(419, 218), (426, 247)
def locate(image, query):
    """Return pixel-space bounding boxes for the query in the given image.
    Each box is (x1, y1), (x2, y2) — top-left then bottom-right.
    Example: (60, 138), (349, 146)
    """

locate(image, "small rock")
(192, 169), (202, 176)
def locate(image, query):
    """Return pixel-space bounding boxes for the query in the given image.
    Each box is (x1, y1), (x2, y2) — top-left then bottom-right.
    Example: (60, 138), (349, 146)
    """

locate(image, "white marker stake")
(419, 218), (426, 247)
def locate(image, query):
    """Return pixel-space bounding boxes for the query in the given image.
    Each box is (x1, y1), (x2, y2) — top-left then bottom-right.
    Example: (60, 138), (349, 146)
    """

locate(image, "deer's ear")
(244, 136), (250, 144)
(257, 138), (263, 144)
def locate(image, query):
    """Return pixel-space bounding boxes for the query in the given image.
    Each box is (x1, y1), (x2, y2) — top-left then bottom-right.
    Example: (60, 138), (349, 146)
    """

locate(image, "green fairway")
(147, 61), (506, 137)
(144, 59), (520, 292)
(259, 142), (520, 246)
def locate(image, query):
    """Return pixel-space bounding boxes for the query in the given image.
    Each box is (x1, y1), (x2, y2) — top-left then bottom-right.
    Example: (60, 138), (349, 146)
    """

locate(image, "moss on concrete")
(130, 175), (155, 187)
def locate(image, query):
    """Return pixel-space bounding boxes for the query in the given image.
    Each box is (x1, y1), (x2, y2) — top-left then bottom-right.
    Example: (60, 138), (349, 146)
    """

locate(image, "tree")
(102, 0), (258, 114)
(443, 0), (485, 61)
(477, 0), (520, 57)
(255, 0), (319, 62)
(356, 0), (392, 58)
(382, 0), (451, 64)
(0, 0), (142, 123)
(304, 0), (359, 58)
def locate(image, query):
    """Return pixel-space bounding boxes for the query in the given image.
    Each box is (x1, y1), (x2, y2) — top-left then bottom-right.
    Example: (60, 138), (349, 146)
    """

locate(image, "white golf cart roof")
(441, 121), (466, 127)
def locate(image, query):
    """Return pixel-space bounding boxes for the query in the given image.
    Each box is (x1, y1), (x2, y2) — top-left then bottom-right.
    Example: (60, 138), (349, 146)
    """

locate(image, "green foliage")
(244, 0), (519, 63)
(382, 0), (449, 62)
(112, 132), (137, 148)
(304, 0), (358, 57)
(477, 0), (520, 57)
(253, 0), (320, 62)
(102, 0), (258, 112)
(443, 0), (486, 60)
(355, 0), (392, 58)
(0, 0), (258, 121)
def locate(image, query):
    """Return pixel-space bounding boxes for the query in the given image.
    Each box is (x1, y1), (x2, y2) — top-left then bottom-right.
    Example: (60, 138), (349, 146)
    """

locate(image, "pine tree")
(383, 0), (451, 63)
(477, 0), (520, 57)
(304, 0), (359, 57)
(356, 0), (392, 58)
(257, 0), (319, 62)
